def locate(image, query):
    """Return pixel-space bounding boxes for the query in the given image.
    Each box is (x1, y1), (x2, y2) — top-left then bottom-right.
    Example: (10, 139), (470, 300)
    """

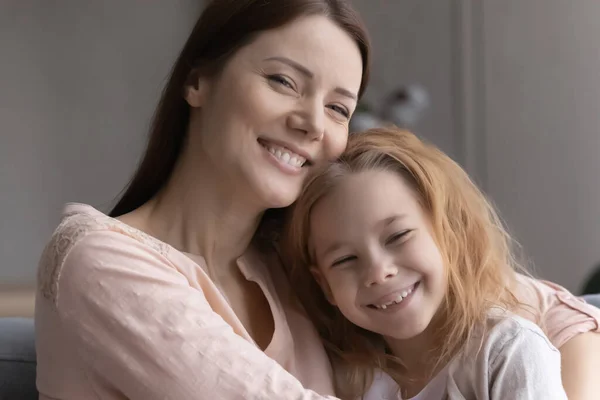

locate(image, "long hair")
(282, 126), (527, 398)
(109, 0), (371, 218)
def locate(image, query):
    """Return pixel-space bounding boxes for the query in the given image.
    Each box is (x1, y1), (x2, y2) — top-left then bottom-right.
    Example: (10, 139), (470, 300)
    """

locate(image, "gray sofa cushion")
(0, 317), (37, 400)
(583, 294), (600, 309)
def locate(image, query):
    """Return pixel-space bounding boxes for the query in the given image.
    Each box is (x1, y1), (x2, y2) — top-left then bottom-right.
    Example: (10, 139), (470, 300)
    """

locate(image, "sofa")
(0, 318), (37, 400)
(2, 295), (600, 399)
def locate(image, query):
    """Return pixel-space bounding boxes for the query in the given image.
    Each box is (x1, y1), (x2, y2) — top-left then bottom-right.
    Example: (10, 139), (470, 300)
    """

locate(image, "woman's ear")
(310, 266), (336, 306)
(184, 70), (210, 108)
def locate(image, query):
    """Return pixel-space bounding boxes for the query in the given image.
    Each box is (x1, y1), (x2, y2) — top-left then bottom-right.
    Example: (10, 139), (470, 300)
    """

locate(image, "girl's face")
(309, 169), (447, 342)
(184, 15), (363, 210)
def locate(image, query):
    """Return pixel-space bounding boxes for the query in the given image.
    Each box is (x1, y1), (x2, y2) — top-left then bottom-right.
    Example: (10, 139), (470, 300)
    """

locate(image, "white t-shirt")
(364, 368), (448, 400)
(362, 312), (568, 400)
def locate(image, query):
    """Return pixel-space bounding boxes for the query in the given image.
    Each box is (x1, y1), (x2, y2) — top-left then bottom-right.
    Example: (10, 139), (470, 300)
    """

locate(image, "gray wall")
(1, 1), (201, 284)
(352, 0), (460, 161)
(480, 0), (600, 291)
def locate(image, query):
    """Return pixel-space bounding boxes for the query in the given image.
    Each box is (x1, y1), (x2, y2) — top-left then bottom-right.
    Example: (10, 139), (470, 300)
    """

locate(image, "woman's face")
(185, 15), (363, 209)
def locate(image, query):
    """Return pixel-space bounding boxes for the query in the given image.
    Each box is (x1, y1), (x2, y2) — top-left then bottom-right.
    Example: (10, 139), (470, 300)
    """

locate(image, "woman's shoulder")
(37, 203), (170, 304)
(513, 273), (600, 346)
(51, 203), (167, 250)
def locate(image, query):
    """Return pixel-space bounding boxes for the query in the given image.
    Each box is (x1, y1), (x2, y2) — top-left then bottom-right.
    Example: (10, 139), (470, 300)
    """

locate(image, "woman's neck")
(127, 154), (266, 278)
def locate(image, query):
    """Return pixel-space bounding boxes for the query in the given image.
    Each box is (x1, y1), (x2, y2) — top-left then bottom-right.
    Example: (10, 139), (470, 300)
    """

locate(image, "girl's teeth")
(373, 285), (416, 309)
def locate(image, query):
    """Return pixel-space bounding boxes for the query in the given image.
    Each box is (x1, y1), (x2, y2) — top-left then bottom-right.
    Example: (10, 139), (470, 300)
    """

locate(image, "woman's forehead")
(235, 15), (363, 91)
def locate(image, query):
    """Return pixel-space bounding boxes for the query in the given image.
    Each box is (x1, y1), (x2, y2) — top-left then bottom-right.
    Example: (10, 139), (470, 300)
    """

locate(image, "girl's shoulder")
(444, 311), (566, 398)
(475, 310), (558, 361)
(361, 313), (560, 400)
(37, 203), (170, 304)
(443, 311), (559, 385)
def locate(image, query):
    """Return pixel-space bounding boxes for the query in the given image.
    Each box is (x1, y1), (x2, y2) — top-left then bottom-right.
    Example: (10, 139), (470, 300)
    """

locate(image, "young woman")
(283, 126), (568, 399)
(34, 1), (369, 399)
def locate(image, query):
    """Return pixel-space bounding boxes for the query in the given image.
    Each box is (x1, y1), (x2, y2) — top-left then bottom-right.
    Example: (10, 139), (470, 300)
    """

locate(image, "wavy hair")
(282, 126), (530, 398)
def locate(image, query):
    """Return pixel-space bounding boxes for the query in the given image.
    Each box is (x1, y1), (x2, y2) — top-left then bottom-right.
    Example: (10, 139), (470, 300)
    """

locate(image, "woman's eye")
(331, 255), (356, 268)
(267, 74), (294, 89)
(386, 230), (410, 245)
(328, 104), (350, 118)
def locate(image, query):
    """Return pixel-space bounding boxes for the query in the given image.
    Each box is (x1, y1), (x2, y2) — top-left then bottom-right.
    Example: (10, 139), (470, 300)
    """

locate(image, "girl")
(283, 126), (568, 399)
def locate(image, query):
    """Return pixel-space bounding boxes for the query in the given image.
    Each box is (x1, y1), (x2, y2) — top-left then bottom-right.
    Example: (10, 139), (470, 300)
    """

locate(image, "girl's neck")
(384, 327), (442, 397)
(386, 331), (436, 373)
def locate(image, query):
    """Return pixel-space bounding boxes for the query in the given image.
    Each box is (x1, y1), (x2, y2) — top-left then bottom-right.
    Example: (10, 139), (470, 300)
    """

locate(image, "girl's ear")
(310, 266), (336, 306)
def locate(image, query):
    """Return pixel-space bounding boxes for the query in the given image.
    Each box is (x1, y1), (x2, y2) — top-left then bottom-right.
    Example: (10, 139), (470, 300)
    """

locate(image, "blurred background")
(1, 0), (599, 316)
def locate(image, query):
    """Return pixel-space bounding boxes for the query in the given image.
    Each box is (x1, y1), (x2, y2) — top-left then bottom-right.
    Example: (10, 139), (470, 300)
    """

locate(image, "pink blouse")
(35, 203), (336, 399)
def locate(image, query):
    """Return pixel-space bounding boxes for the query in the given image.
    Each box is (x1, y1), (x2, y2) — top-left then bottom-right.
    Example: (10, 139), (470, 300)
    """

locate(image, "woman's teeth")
(264, 144), (306, 167)
(371, 285), (415, 310)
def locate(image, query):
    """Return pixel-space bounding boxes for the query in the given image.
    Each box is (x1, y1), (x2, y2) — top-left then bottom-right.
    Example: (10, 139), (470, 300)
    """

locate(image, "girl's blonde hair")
(282, 126), (528, 398)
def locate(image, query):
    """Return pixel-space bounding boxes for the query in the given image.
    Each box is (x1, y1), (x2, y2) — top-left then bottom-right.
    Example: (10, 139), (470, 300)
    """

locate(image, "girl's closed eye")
(331, 254), (357, 268)
(386, 229), (412, 246)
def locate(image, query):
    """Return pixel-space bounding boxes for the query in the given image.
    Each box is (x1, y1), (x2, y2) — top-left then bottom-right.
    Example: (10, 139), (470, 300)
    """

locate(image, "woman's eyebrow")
(264, 56), (313, 77)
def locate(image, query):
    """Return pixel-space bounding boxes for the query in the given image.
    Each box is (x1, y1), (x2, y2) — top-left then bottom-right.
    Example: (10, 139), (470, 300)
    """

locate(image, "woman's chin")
(245, 168), (305, 210)
(260, 186), (302, 210)
(265, 194), (298, 210)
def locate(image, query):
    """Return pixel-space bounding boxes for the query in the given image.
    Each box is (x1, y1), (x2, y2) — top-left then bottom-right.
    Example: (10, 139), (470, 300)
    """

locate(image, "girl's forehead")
(308, 170), (422, 243)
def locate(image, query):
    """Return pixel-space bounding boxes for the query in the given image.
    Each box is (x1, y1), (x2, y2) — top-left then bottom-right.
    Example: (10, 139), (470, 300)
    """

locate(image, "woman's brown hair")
(282, 126), (528, 398)
(110, 0), (371, 217)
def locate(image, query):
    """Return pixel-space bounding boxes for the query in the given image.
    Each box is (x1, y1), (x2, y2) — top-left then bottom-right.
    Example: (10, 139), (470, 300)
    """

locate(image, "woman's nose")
(287, 99), (325, 141)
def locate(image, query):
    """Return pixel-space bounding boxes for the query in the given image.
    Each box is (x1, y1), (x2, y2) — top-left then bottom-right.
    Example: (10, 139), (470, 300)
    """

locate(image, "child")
(282, 127), (568, 399)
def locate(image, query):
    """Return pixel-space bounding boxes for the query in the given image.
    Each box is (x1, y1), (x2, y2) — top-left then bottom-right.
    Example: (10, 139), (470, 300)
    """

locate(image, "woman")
(34, 1), (599, 399)
(35, 1), (368, 399)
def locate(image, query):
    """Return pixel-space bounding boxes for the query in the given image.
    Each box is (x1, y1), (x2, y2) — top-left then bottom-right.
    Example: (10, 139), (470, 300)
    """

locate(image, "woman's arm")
(53, 231), (336, 400)
(512, 274), (600, 398)
(559, 332), (600, 400)
(489, 322), (567, 400)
